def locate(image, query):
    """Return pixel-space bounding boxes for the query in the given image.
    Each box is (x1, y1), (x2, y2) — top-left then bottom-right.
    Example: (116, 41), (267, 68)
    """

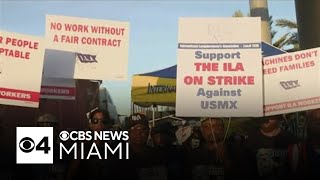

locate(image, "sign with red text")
(264, 48), (320, 116)
(45, 15), (130, 80)
(0, 31), (45, 108)
(41, 77), (76, 100)
(176, 17), (263, 117)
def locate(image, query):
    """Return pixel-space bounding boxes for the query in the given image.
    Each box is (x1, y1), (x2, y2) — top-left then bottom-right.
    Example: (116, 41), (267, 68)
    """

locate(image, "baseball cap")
(127, 113), (149, 129)
(151, 122), (173, 135)
(36, 114), (58, 124)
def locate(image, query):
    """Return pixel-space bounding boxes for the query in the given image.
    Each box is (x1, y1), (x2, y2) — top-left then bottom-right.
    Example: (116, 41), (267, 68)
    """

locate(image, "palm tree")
(231, 10), (299, 51)
(249, 0), (272, 43)
(274, 19), (299, 51)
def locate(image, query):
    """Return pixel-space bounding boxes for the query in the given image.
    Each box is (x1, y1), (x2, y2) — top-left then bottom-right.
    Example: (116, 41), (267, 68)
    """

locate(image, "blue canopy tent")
(141, 65), (177, 79)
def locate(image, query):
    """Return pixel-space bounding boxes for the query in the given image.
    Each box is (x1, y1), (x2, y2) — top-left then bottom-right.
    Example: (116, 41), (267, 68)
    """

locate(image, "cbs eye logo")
(16, 127), (53, 164)
(59, 131), (69, 141)
(19, 136), (50, 153)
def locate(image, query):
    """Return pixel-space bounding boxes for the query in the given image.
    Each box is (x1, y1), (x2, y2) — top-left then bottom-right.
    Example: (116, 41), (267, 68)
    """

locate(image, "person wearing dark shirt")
(151, 122), (183, 180)
(125, 113), (168, 180)
(293, 109), (320, 179)
(246, 115), (298, 180)
(13, 113), (69, 180)
(66, 108), (119, 180)
(183, 117), (251, 180)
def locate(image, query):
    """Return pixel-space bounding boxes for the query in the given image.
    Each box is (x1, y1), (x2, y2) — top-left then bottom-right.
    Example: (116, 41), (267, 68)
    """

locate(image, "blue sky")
(1, 0), (297, 115)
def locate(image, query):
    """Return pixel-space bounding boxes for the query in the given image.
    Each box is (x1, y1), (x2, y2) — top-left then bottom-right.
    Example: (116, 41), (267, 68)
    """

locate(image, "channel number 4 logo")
(16, 127), (53, 164)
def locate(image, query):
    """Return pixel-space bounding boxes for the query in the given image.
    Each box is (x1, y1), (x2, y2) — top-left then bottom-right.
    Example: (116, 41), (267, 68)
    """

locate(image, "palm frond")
(273, 32), (290, 48)
(269, 15), (274, 26)
(276, 19), (298, 29)
(271, 30), (277, 40)
(232, 10), (245, 17)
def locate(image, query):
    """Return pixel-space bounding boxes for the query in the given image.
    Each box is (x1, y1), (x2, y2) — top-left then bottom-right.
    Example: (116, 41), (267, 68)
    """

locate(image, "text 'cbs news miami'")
(16, 127), (129, 164)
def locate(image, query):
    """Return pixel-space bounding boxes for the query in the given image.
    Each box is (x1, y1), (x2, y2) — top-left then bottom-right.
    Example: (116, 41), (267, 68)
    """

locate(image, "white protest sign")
(41, 77), (76, 100)
(0, 31), (45, 108)
(45, 15), (129, 80)
(176, 17), (263, 117)
(264, 48), (320, 116)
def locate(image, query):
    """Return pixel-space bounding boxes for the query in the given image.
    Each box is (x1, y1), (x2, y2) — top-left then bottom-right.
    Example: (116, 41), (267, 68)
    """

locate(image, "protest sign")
(176, 17), (263, 117)
(45, 15), (130, 80)
(0, 31), (45, 108)
(264, 48), (320, 115)
(41, 77), (76, 100)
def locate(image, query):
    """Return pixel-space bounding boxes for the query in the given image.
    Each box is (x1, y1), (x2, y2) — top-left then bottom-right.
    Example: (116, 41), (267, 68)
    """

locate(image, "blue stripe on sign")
(178, 43), (261, 49)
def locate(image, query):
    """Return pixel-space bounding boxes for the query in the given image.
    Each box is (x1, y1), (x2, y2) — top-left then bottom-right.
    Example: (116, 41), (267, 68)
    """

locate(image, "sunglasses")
(89, 118), (108, 124)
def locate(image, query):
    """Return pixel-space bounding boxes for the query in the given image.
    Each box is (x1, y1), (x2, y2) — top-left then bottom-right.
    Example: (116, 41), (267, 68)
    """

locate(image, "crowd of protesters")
(1, 108), (320, 180)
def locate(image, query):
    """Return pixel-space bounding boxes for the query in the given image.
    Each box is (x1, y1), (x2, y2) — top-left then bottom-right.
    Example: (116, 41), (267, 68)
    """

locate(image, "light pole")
(249, 0), (272, 44)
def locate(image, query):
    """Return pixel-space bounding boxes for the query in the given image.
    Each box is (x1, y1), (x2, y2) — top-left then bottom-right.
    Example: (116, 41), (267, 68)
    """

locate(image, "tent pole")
(131, 102), (133, 114)
(152, 104), (156, 127)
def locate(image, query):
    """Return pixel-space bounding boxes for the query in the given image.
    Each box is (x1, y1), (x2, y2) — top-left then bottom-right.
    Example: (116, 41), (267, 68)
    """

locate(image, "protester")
(306, 109), (320, 178)
(293, 109), (320, 179)
(151, 122), (183, 180)
(183, 117), (251, 180)
(151, 122), (175, 148)
(125, 112), (168, 180)
(246, 115), (298, 180)
(66, 108), (117, 180)
(13, 113), (68, 180)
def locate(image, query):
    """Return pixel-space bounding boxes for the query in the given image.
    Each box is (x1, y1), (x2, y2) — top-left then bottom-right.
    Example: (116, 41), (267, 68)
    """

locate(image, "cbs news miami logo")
(16, 127), (53, 164)
(16, 127), (129, 164)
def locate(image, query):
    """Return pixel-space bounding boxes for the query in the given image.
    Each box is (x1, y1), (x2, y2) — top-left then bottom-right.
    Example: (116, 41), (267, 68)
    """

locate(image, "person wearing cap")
(151, 122), (183, 180)
(245, 115), (298, 180)
(125, 112), (168, 180)
(127, 113), (150, 153)
(66, 108), (118, 180)
(36, 113), (60, 144)
(36, 113), (59, 125)
(151, 122), (175, 148)
(182, 117), (251, 180)
(21, 113), (68, 180)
